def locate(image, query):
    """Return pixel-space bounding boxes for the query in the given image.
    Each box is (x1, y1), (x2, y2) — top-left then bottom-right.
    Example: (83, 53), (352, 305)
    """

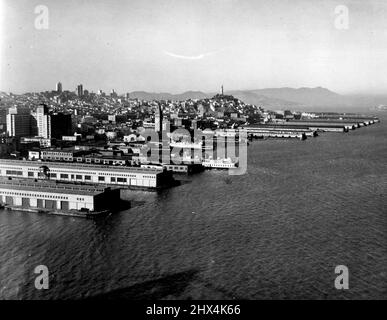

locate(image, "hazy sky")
(1, 0), (387, 94)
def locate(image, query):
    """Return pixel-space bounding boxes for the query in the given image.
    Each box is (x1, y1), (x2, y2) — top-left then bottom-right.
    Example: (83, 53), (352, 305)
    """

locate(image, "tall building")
(6, 107), (32, 137)
(0, 108), (7, 133)
(33, 105), (72, 139)
(110, 89), (117, 98)
(77, 84), (83, 97)
(56, 82), (62, 93)
(50, 112), (72, 139)
(155, 104), (163, 133)
(35, 105), (50, 138)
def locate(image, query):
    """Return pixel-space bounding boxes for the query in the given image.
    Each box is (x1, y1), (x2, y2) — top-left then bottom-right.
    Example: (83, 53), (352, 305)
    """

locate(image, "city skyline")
(0, 0), (386, 304)
(2, 0), (387, 95)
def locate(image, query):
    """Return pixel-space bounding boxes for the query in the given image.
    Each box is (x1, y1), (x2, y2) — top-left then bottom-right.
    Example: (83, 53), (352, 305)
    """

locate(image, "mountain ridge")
(127, 87), (387, 112)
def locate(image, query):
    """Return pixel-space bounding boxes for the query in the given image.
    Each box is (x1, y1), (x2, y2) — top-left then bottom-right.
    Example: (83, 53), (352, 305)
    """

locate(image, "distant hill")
(127, 87), (387, 113)
(173, 91), (211, 101)
(247, 87), (346, 107)
(129, 87), (347, 111)
(242, 87), (387, 113)
(0, 92), (10, 98)
(129, 91), (175, 101)
(226, 90), (301, 109)
(129, 91), (211, 101)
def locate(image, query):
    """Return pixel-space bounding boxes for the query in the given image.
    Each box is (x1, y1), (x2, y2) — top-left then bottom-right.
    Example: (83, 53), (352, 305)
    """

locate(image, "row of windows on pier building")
(0, 190), (69, 200)
(39, 154), (130, 166)
(0, 169), (157, 187)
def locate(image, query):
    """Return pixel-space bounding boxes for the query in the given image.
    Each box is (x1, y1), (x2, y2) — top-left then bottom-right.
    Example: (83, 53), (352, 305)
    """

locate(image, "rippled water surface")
(1, 115), (387, 299)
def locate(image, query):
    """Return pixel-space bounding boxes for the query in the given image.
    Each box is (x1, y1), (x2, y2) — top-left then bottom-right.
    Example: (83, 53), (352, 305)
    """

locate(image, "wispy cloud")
(163, 50), (220, 60)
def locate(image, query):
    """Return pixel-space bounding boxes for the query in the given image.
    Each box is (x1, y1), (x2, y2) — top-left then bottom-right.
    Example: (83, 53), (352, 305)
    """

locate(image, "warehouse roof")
(0, 177), (112, 195)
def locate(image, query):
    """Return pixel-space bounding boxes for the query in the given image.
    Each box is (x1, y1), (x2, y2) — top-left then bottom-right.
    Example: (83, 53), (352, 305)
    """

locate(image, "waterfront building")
(0, 159), (174, 189)
(0, 177), (120, 212)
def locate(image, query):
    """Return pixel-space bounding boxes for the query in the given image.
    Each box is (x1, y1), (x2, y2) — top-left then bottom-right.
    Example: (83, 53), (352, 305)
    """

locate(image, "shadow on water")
(87, 269), (200, 300)
(128, 200), (147, 208)
(175, 179), (192, 186)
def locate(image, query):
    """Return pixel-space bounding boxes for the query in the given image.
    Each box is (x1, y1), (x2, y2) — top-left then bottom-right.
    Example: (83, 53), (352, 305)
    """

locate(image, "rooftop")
(0, 178), (111, 195)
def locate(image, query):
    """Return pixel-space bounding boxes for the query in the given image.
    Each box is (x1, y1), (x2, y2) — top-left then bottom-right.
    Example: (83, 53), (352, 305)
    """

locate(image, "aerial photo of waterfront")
(1, 0), (387, 301)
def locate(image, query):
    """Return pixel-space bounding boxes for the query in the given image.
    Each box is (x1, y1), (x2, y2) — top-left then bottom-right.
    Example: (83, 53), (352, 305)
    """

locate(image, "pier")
(0, 159), (175, 189)
(244, 116), (379, 138)
(0, 177), (123, 218)
(245, 124), (316, 139)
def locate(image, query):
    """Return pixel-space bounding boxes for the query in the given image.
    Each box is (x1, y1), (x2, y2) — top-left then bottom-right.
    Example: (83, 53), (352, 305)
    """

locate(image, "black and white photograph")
(0, 0), (386, 307)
